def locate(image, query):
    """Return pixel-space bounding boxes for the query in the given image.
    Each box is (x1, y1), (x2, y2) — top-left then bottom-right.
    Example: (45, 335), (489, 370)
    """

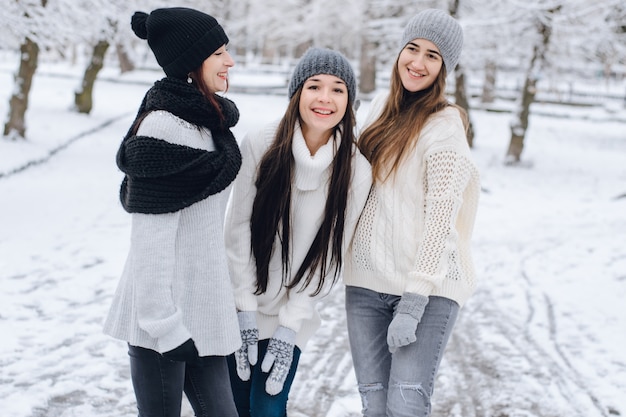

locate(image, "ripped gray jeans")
(345, 286), (459, 417)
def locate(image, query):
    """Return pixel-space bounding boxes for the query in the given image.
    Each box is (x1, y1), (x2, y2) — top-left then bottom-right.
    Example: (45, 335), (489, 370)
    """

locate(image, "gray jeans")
(345, 286), (459, 417)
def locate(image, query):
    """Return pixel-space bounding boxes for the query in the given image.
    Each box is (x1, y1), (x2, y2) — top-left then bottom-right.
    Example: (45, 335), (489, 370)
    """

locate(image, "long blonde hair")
(359, 58), (466, 182)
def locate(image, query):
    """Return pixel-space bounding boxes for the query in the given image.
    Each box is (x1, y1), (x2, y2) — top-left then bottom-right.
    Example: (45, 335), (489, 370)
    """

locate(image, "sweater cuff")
(156, 325), (192, 354)
(234, 292), (258, 312)
(405, 272), (436, 296)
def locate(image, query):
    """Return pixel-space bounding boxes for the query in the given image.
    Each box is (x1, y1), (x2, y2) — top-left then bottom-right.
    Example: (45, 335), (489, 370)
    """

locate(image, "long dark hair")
(188, 67), (227, 125)
(250, 87), (356, 296)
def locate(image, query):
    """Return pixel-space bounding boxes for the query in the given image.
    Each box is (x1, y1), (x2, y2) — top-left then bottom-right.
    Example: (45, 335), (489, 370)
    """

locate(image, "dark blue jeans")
(128, 344), (238, 417)
(227, 338), (302, 417)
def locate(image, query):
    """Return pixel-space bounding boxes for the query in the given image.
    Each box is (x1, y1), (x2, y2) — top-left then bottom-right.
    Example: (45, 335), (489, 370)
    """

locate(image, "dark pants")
(227, 338), (302, 417)
(128, 344), (238, 417)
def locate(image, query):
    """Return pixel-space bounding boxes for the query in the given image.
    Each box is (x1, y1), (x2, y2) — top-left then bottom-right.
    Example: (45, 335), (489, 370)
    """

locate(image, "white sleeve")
(406, 144), (475, 295)
(224, 131), (263, 312)
(343, 147), (373, 255)
(130, 211), (191, 352)
(358, 92), (388, 135)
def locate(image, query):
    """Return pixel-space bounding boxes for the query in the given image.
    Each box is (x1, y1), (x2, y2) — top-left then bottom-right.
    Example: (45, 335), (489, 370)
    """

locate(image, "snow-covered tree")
(503, 0), (623, 163)
(3, 0), (51, 140)
(2, 0), (624, 145)
(449, 0), (475, 147)
(73, 1), (129, 114)
(506, 2), (561, 164)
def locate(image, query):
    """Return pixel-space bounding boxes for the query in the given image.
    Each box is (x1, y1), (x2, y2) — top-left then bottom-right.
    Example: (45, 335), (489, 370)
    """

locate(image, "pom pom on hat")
(131, 7), (229, 79)
(400, 9), (463, 72)
(131, 12), (149, 40)
(288, 47), (356, 101)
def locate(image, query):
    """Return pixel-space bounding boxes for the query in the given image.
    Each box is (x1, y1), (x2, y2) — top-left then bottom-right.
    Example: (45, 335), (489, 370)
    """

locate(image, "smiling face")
(397, 39), (443, 93)
(298, 73), (349, 146)
(200, 44), (234, 93)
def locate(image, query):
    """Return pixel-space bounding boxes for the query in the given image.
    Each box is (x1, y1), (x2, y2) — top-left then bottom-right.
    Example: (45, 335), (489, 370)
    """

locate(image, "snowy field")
(0, 61), (625, 417)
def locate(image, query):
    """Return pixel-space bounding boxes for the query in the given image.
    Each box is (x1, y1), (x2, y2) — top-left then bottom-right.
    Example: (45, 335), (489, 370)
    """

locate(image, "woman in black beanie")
(103, 7), (241, 417)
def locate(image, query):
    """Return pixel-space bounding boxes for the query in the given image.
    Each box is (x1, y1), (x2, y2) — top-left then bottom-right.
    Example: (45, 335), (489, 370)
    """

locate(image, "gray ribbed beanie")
(288, 47), (356, 100)
(400, 9), (463, 72)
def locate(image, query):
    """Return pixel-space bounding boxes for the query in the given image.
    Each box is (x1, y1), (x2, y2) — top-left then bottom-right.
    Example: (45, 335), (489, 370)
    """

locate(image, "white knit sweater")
(103, 110), (241, 356)
(224, 120), (372, 349)
(344, 93), (480, 307)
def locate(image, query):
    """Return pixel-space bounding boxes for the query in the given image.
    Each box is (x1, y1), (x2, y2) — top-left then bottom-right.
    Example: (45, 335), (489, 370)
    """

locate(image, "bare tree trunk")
(506, 71), (537, 164)
(481, 60), (496, 104)
(359, 34), (377, 96)
(3, 0), (48, 140)
(3, 38), (39, 140)
(358, 0), (405, 97)
(506, 7), (559, 164)
(448, 0), (474, 147)
(74, 40), (110, 114)
(294, 41), (313, 59)
(454, 63), (475, 147)
(115, 42), (134, 74)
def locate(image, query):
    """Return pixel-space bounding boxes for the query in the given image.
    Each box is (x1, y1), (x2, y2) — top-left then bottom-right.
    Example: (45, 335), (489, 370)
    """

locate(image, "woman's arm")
(131, 211), (191, 353)
(406, 117), (475, 294)
(224, 131), (264, 312)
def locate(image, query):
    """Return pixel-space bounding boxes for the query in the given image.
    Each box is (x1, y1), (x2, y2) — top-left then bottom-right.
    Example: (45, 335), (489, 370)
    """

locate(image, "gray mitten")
(261, 326), (296, 395)
(387, 292), (429, 353)
(234, 311), (258, 381)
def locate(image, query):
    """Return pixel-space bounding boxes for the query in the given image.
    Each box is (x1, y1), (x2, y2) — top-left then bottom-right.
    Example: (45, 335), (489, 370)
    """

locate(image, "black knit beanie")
(131, 7), (229, 79)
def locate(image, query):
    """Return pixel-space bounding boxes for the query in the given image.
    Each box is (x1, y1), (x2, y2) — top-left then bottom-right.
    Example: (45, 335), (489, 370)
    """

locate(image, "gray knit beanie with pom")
(131, 7), (229, 79)
(400, 9), (463, 72)
(288, 47), (356, 101)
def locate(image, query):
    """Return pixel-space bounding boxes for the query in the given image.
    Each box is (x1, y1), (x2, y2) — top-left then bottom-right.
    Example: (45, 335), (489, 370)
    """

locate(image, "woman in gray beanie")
(103, 7), (241, 417)
(223, 47), (371, 416)
(344, 9), (481, 417)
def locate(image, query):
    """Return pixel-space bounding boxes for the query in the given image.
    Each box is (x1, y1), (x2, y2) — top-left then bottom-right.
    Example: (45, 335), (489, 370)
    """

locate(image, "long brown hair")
(189, 68), (227, 125)
(250, 87), (356, 296)
(130, 69), (226, 135)
(359, 58), (466, 182)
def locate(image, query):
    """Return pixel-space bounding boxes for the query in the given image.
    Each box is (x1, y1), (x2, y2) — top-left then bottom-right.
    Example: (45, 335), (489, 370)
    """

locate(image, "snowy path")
(1, 71), (625, 416)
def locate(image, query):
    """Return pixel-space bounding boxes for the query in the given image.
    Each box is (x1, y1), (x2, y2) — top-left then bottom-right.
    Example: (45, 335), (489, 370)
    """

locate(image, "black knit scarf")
(117, 77), (242, 214)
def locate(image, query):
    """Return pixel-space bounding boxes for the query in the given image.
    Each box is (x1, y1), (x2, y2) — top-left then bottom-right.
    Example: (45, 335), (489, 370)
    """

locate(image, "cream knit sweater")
(224, 120), (372, 349)
(104, 111), (241, 356)
(344, 93), (480, 307)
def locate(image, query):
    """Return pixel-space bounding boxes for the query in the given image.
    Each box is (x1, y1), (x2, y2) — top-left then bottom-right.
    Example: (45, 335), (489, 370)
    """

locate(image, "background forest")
(2, 0), (625, 163)
(1, 1), (626, 416)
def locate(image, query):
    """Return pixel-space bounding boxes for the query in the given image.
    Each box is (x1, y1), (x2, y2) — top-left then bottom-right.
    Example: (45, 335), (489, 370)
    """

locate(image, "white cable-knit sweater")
(224, 120), (372, 349)
(103, 110), (241, 356)
(344, 93), (480, 307)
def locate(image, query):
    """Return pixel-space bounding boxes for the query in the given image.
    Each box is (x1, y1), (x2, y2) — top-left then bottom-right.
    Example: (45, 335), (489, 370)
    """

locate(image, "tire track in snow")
(520, 242), (612, 417)
(289, 285), (361, 417)
(0, 112), (130, 180)
(433, 243), (615, 417)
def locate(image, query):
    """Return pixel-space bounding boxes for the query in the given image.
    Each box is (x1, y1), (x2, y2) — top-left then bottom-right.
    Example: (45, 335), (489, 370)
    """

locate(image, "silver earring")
(187, 75), (192, 84)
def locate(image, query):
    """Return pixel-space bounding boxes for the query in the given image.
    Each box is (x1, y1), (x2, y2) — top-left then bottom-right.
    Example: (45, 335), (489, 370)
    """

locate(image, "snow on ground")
(0, 61), (625, 417)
